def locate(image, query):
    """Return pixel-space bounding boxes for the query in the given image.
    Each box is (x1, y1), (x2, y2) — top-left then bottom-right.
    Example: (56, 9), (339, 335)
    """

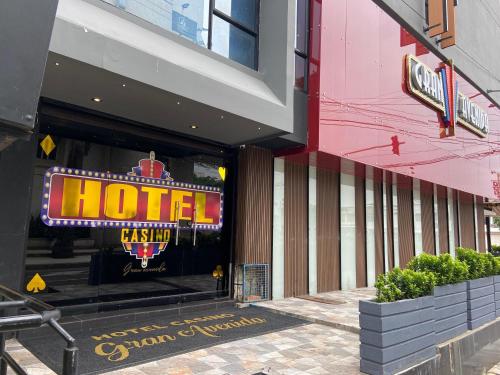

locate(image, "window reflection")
(212, 16), (256, 69)
(295, 0), (308, 53)
(295, 0), (309, 90)
(215, 0), (258, 31)
(295, 54), (306, 90)
(101, 0), (258, 69)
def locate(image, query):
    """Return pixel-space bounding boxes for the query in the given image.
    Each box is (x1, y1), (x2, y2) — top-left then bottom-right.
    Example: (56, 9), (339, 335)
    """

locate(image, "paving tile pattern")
(4, 288), (375, 374)
(255, 288), (376, 333)
(104, 323), (361, 375)
(5, 322), (361, 375)
(489, 363), (500, 375)
(5, 339), (55, 375)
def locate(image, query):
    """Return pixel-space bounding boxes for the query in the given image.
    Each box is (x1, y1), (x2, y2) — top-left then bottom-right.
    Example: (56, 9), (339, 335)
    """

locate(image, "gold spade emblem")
(26, 273), (46, 293)
(218, 167), (227, 181)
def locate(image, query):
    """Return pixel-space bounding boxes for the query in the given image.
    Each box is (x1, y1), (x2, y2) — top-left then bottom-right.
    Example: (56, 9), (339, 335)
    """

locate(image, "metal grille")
(235, 264), (269, 303)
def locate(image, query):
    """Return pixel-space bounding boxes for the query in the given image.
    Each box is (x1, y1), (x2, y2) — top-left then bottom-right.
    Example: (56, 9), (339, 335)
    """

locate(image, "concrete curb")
(399, 316), (500, 375)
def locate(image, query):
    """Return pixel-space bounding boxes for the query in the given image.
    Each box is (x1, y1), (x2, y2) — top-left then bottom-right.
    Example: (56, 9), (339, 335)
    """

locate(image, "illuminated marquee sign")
(405, 54), (489, 138)
(40, 154), (223, 231)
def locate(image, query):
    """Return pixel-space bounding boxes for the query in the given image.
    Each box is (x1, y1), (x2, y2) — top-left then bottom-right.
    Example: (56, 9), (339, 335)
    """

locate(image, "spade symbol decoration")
(26, 273), (46, 293)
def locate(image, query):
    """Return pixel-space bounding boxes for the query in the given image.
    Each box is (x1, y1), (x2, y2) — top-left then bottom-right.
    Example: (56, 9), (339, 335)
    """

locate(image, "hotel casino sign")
(40, 153), (223, 267)
(405, 54), (489, 138)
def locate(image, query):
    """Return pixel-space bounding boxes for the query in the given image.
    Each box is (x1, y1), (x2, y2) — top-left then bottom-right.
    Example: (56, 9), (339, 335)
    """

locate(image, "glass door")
(25, 117), (232, 313)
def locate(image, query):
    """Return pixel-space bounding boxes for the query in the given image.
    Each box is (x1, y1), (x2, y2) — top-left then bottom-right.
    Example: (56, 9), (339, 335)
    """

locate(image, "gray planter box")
(433, 282), (467, 344)
(466, 277), (495, 330)
(359, 296), (435, 375)
(494, 276), (500, 318)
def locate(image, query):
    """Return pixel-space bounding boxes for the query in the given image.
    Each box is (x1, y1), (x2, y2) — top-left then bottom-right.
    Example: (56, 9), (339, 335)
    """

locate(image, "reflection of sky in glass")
(194, 162), (222, 180)
(212, 17), (255, 68)
(215, 0), (256, 31)
(102, 0), (209, 47)
(211, 17), (229, 58)
(100, 0), (257, 69)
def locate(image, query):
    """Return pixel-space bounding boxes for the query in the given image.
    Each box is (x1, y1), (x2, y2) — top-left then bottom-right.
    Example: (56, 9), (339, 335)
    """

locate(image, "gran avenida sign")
(405, 54), (489, 138)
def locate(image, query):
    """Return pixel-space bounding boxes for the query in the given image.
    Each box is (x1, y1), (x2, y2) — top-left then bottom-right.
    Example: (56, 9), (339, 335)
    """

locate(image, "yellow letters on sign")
(141, 186), (169, 220)
(195, 192), (214, 224)
(61, 178), (101, 217)
(170, 190), (192, 221)
(104, 184), (138, 219)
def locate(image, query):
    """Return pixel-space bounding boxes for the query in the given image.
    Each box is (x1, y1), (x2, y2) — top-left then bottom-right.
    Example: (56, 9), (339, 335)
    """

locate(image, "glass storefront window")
(295, 0), (308, 53)
(295, 54), (306, 90)
(212, 16), (256, 69)
(215, 0), (258, 31)
(25, 121), (232, 313)
(295, 0), (309, 91)
(101, 0), (259, 70)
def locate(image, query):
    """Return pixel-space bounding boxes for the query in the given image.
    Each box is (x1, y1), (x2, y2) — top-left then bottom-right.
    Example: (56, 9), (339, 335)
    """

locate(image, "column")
(392, 174), (399, 268)
(272, 158), (285, 299)
(447, 188), (456, 257)
(366, 167), (376, 286)
(434, 184), (441, 255)
(413, 179), (423, 256)
(308, 155), (317, 295)
(0, 134), (36, 290)
(457, 192), (462, 247)
(473, 195), (478, 250)
(340, 159), (356, 290)
(383, 171), (389, 272)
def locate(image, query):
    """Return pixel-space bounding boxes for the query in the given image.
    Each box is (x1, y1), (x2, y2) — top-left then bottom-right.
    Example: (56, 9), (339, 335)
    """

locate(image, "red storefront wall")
(307, 0), (500, 199)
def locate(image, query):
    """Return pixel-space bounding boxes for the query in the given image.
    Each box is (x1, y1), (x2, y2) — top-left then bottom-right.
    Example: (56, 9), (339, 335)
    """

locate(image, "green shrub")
(495, 257), (500, 275)
(456, 247), (497, 279)
(408, 253), (468, 286)
(375, 268), (436, 303)
(491, 244), (500, 256)
(457, 248), (484, 279)
(482, 252), (497, 277)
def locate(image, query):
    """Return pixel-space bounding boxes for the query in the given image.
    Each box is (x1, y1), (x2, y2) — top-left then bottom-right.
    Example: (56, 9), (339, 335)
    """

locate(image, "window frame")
(295, 0), (309, 91)
(208, 0), (260, 70)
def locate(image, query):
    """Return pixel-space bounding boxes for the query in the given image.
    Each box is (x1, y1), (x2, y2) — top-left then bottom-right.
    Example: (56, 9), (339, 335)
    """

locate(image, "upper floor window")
(295, 0), (309, 90)
(103, 0), (259, 70)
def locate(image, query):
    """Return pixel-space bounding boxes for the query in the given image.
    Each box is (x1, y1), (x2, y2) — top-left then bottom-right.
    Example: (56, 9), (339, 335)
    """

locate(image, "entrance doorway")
(24, 103), (235, 313)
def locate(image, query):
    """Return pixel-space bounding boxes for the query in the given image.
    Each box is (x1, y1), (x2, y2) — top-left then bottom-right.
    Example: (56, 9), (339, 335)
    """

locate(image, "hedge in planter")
(408, 253), (468, 344)
(457, 248), (497, 330)
(359, 268), (436, 375)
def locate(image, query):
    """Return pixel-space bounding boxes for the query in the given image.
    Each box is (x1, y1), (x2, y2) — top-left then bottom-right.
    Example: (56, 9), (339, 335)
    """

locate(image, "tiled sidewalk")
(255, 288), (376, 333)
(104, 323), (361, 375)
(5, 323), (361, 375)
(489, 363), (500, 375)
(4, 289), (375, 374)
(5, 340), (55, 375)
